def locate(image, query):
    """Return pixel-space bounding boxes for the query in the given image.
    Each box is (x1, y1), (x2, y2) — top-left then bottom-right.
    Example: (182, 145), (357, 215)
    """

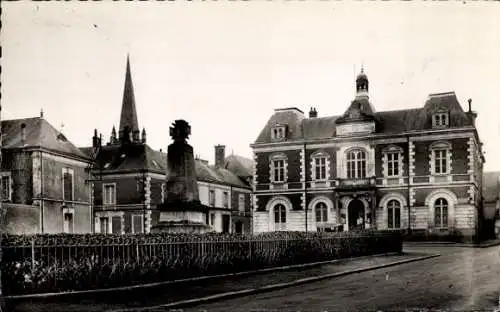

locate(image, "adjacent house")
(1, 112), (93, 234)
(251, 68), (486, 242)
(483, 171), (500, 238)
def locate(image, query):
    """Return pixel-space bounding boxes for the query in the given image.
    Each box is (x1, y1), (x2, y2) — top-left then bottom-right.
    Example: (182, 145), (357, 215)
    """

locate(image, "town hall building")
(251, 68), (486, 241)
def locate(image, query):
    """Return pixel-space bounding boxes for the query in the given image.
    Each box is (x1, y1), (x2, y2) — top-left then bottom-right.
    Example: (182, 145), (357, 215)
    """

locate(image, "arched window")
(434, 198), (448, 228)
(347, 150), (366, 178)
(387, 200), (401, 229)
(315, 202), (328, 223)
(274, 204), (287, 231)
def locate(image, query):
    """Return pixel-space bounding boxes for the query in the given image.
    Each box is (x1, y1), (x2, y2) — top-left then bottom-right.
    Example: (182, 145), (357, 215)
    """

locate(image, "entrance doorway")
(222, 215), (231, 233)
(235, 221), (243, 234)
(348, 199), (365, 231)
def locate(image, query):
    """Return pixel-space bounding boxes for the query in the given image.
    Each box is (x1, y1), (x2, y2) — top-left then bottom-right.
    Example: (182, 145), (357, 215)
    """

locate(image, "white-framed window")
(63, 207), (75, 234)
(311, 152), (329, 181)
(62, 168), (74, 202)
(387, 152), (400, 177)
(271, 125), (287, 141)
(387, 200), (401, 229)
(346, 149), (366, 179)
(100, 217), (109, 234)
(209, 189), (215, 207)
(433, 112), (449, 128)
(238, 194), (245, 211)
(132, 214), (144, 233)
(223, 191), (229, 208)
(430, 142), (452, 175)
(273, 203), (287, 231)
(315, 202), (328, 223)
(161, 183), (166, 203)
(434, 198), (448, 228)
(210, 213), (216, 226)
(103, 183), (116, 205)
(1, 173), (12, 201)
(270, 153), (287, 183)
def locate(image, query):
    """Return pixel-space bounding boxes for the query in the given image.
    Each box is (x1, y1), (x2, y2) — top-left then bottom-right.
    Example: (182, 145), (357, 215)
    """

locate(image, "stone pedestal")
(151, 120), (213, 234)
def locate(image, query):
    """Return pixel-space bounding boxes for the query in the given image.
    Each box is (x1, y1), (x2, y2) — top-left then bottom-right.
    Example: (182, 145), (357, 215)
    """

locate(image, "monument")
(151, 120), (213, 233)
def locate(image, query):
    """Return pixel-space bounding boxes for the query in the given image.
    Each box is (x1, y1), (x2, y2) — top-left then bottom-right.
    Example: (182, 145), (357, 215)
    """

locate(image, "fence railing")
(1, 231), (403, 296)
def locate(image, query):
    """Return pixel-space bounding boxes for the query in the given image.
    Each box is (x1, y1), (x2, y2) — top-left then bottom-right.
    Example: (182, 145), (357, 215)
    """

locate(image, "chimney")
(40, 109), (44, 119)
(466, 98), (478, 126)
(309, 107), (318, 118)
(141, 128), (147, 144)
(215, 145), (226, 167)
(21, 123), (26, 145)
(92, 129), (99, 148)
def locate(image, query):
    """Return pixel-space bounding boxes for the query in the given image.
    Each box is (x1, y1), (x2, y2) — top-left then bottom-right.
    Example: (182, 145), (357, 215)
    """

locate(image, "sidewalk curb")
(405, 240), (500, 248)
(110, 253), (440, 312)
(4, 251), (403, 300)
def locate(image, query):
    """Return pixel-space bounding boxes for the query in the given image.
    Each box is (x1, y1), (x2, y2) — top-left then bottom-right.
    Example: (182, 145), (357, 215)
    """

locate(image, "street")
(179, 244), (500, 312)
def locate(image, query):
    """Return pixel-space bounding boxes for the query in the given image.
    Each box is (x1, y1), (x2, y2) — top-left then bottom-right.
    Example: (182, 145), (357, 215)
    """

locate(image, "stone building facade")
(1, 113), (93, 234)
(251, 68), (486, 241)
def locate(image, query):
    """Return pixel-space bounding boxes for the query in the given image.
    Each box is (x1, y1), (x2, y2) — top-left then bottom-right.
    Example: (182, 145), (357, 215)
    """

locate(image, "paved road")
(178, 244), (500, 312)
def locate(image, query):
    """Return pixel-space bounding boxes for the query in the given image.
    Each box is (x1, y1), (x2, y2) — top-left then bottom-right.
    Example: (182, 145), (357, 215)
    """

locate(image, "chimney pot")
(468, 98), (472, 112)
(215, 145), (226, 167)
(21, 123), (26, 144)
(309, 107), (318, 118)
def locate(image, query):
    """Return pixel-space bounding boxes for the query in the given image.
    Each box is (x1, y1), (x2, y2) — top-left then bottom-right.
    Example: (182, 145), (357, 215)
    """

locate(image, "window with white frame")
(210, 213), (216, 226)
(270, 154), (287, 183)
(433, 112), (449, 128)
(273, 204), (286, 231)
(62, 168), (74, 202)
(161, 183), (166, 203)
(103, 183), (116, 205)
(434, 198), (448, 228)
(387, 152), (400, 177)
(387, 200), (401, 229)
(238, 194), (245, 211)
(430, 142), (452, 175)
(132, 214), (144, 233)
(209, 189), (215, 207)
(63, 210), (74, 233)
(223, 191), (229, 208)
(312, 154), (328, 181)
(1, 174), (11, 201)
(100, 217), (109, 234)
(346, 149), (366, 179)
(315, 202), (328, 223)
(271, 125), (287, 141)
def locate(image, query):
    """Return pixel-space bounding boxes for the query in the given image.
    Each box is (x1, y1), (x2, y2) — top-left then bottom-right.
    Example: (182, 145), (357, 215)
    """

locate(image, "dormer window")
(433, 112), (449, 128)
(271, 125), (287, 141)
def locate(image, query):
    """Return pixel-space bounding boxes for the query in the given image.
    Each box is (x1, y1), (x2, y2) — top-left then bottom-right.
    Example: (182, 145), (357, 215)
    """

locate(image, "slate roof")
(483, 171), (500, 202)
(254, 92), (475, 144)
(86, 143), (250, 188)
(224, 154), (254, 178)
(1, 117), (90, 161)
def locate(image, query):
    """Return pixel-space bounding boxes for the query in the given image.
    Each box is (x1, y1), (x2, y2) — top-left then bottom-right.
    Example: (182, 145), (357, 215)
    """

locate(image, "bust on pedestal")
(151, 120), (213, 233)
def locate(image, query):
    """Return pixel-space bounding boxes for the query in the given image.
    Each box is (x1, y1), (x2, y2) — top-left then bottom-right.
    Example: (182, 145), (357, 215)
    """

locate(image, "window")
(100, 217), (109, 234)
(63, 212), (74, 233)
(271, 126), (287, 141)
(434, 150), (448, 174)
(313, 156), (327, 181)
(346, 150), (366, 179)
(111, 216), (122, 234)
(103, 184), (116, 205)
(387, 200), (401, 229)
(238, 194), (245, 211)
(315, 202), (328, 223)
(387, 152), (400, 177)
(161, 183), (166, 203)
(270, 154), (288, 183)
(209, 189), (215, 207)
(210, 213), (216, 226)
(132, 215), (144, 233)
(62, 168), (74, 202)
(1, 175), (11, 201)
(434, 198), (448, 228)
(223, 191), (229, 208)
(433, 112), (449, 128)
(274, 204), (287, 231)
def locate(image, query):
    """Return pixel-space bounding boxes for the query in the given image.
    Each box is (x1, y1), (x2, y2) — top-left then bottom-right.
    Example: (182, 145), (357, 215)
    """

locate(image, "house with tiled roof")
(1, 110), (93, 234)
(83, 57), (252, 234)
(251, 68), (489, 242)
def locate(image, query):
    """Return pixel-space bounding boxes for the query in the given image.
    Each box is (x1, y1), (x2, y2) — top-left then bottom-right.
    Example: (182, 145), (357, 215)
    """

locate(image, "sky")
(2, 1), (500, 171)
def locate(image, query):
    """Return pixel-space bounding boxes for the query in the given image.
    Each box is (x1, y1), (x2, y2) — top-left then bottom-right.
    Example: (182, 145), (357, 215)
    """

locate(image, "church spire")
(119, 54), (140, 142)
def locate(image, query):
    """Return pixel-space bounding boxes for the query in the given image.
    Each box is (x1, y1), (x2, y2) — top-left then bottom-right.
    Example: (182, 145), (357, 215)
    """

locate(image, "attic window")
(57, 133), (68, 142)
(271, 125), (287, 141)
(104, 163), (111, 169)
(433, 112), (449, 128)
(152, 160), (159, 168)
